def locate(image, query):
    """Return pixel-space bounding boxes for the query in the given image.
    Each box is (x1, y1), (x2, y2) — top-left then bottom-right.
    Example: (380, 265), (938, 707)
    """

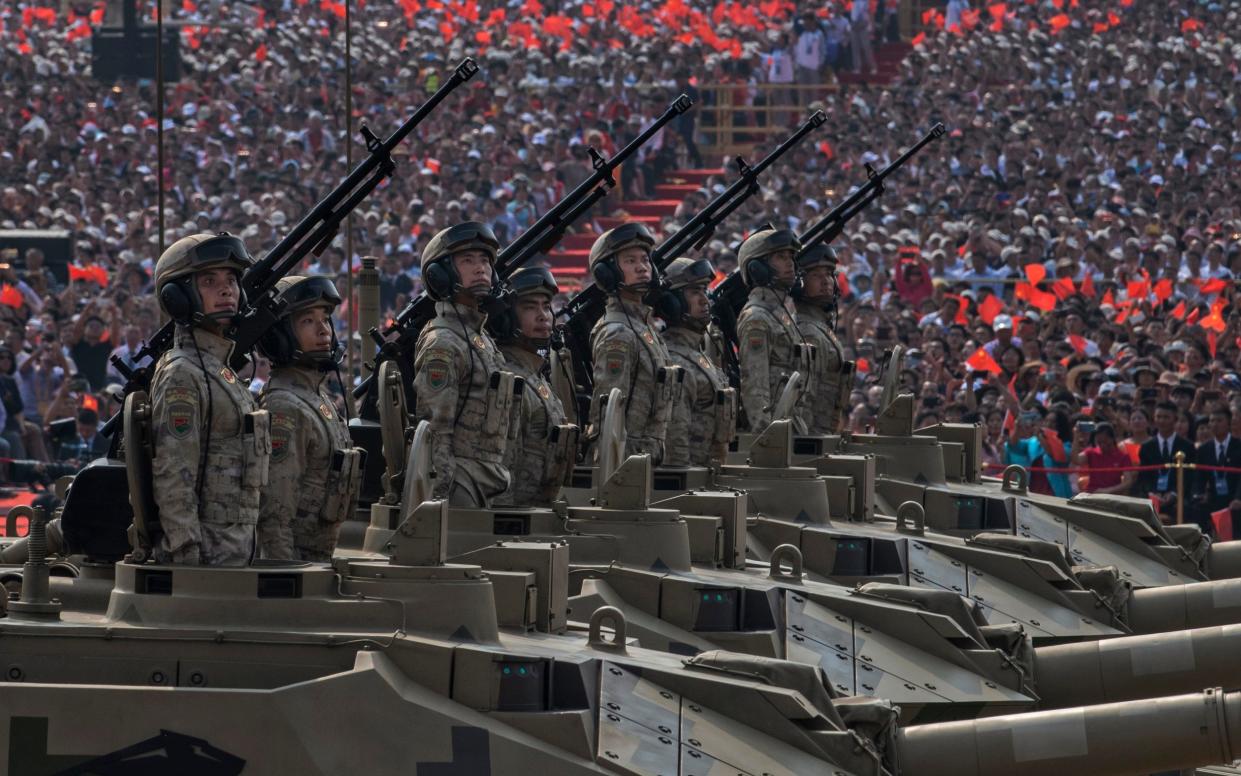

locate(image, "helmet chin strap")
(682, 314), (709, 333)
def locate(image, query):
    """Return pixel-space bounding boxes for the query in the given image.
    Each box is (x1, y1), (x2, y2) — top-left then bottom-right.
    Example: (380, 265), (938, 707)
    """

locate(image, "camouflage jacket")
(794, 302), (847, 435)
(258, 365), (362, 561)
(413, 301), (513, 505)
(587, 295), (676, 463)
(737, 286), (806, 431)
(664, 325), (736, 467)
(149, 326), (269, 565)
(498, 344), (575, 507)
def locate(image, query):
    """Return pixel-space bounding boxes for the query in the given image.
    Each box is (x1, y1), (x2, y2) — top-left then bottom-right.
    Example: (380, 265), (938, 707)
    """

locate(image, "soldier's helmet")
(796, 244), (838, 273)
(737, 228), (801, 287)
(420, 222), (500, 300)
(588, 222), (655, 292)
(656, 256), (716, 328)
(154, 232), (253, 323)
(791, 244), (839, 303)
(257, 275), (343, 368)
(487, 266), (559, 344)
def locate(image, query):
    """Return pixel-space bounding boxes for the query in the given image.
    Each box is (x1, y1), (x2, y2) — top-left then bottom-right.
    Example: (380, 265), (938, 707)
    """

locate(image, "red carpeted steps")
(547, 169), (725, 277)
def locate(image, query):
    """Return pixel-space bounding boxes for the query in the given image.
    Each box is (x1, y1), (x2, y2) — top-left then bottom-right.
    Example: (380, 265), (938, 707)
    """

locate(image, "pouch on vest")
(507, 376), (527, 442)
(652, 365), (684, 422)
(548, 423), (581, 486)
(323, 447), (364, 523)
(712, 387), (738, 448)
(796, 342), (818, 404)
(482, 370), (517, 440)
(242, 410), (271, 489)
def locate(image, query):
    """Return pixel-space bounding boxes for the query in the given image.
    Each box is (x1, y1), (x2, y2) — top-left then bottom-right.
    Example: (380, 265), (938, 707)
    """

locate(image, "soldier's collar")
(176, 325), (235, 363)
(794, 301), (830, 322)
(501, 343), (544, 372)
(435, 299), (487, 330)
(271, 365), (327, 391)
(749, 286), (787, 305)
(607, 294), (653, 321)
(664, 326), (706, 346)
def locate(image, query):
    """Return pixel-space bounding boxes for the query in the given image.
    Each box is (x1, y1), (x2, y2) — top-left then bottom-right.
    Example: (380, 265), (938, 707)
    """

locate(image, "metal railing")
(694, 82), (837, 158)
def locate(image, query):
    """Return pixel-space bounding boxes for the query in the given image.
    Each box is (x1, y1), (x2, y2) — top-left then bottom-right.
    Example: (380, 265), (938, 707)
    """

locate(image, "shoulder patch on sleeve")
(165, 389), (198, 440)
(424, 357), (452, 392)
(270, 411), (294, 463)
(606, 350), (627, 378)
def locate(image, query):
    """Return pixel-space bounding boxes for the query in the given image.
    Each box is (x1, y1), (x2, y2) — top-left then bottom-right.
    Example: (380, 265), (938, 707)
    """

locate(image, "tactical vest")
(737, 286), (812, 429)
(500, 345), (578, 506)
(664, 326), (736, 466)
(795, 302), (849, 435)
(261, 368), (363, 541)
(589, 298), (680, 455)
(150, 328), (270, 527)
(415, 303), (519, 465)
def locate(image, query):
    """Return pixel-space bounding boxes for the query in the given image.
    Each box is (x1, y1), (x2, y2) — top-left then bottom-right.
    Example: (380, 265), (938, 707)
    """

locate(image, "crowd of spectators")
(1, 0), (1239, 533)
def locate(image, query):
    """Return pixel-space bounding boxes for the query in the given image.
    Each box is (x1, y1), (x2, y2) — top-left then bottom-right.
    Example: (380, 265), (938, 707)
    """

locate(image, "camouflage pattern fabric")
(497, 345), (574, 507)
(663, 326), (736, 467)
(259, 365), (362, 561)
(794, 302), (847, 435)
(737, 286), (807, 432)
(586, 296), (675, 464)
(412, 301), (512, 507)
(149, 327), (269, 566)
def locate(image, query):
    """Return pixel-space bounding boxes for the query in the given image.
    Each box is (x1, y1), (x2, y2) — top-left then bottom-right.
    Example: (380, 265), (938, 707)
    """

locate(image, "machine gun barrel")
(102, 58), (479, 441)
(897, 688), (1241, 776)
(352, 94), (694, 407)
(650, 110), (825, 267)
(708, 124), (946, 390)
(560, 113), (825, 405)
(798, 122), (945, 252)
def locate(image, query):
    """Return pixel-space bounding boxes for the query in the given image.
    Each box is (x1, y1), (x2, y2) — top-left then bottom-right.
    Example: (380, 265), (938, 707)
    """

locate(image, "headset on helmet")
(154, 232), (253, 325)
(487, 266), (559, 345)
(738, 228), (802, 289)
(654, 257), (715, 327)
(420, 222), (501, 301)
(790, 244), (839, 302)
(588, 222), (656, 294)
(257, 275), (344, 370)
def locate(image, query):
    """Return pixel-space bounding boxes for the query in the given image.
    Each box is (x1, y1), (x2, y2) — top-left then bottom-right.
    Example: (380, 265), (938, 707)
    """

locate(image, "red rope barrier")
(982, 462), (1241, 475)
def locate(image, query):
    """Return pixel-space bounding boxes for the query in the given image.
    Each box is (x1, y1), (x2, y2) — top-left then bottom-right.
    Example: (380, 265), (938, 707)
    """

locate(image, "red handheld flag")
(1199, 278), (1227, 295)
(1023, 263), (1046, 285)
(1079, 273), (1096, 298)
(1052, 277), (1076, 300)
(1067, 334), (1087, 354)
(978, 294), (1004, 326)
(1029, 287), (1058, 312)
(965, 347), (1003, 375)
(1213, 508), (1234, 542)
(1126, 279), (1150, 301)
(1170, 300), (1187, 320)
(856, 357), (870, 373)
(1153, 278), (1173, 302)
(0, 284), (24, 309)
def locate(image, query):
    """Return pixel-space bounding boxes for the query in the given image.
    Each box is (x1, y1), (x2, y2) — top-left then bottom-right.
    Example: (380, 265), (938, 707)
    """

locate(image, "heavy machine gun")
(102, 58), (482, 448)
(708, 122), (946, 388)
(351, 94), (694, 418)
(557, 110), (827, 416)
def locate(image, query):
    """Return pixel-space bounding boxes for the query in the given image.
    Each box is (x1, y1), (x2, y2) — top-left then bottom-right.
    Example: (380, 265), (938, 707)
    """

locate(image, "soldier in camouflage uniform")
(256, 276), (364, 561)
(490, 267), (578, 507)
(412, 222), (515, 507)
(735, 228), (810, 432)
(149, 232), (270, 566)
(793, 246), (852, 434)
(585, 223), (679, 464)
(658, 257), (736, 468)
